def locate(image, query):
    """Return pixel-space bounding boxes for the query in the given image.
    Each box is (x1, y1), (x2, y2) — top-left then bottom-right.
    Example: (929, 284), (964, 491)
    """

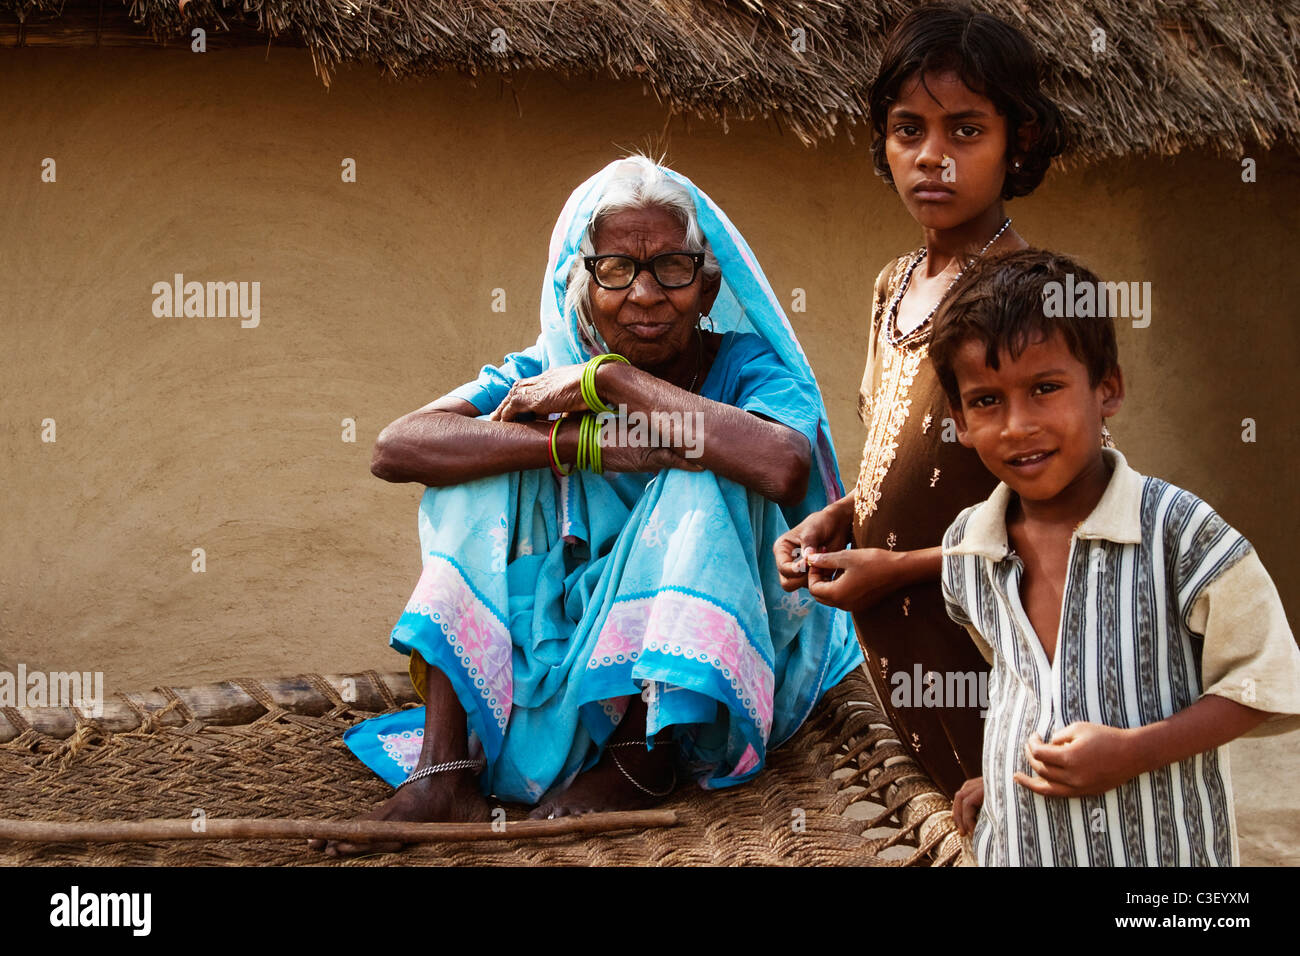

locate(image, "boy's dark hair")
(869, 2), (1067, 199)
(929, 248), (1119, 406)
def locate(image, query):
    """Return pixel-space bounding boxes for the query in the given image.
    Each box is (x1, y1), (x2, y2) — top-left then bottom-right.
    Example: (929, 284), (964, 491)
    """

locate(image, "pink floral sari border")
(587, 591), (774, 738)
(404, 554), (512, 732)
(379, 729), (424, 774)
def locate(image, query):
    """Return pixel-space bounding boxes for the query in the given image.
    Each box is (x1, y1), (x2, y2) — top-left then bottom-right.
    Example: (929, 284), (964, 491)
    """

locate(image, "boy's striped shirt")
(941, 447), (1300, 866)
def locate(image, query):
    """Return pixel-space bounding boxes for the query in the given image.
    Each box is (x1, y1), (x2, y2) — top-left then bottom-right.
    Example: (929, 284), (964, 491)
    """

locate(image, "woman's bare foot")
(308, 771), (491, 857)
(529, 743), (677, 819)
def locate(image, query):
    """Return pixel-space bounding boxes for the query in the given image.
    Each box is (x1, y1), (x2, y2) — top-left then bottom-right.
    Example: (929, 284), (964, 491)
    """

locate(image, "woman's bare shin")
(412, 653), (472, 766)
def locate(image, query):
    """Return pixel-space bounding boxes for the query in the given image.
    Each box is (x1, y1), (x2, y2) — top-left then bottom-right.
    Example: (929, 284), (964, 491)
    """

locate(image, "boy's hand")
(1013, 722), (1141, 798)
(952, 776), (983, 836)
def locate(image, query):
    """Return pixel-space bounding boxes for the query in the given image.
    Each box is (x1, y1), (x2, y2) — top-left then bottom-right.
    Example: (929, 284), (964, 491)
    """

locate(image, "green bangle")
(581, 353), (629, 413)
(586, 414), (595, 472)
(577, 411), (604, 474)
(549, 414), (572, 477)
(576, 413), (591, 472)
(582, 414), (592, 473)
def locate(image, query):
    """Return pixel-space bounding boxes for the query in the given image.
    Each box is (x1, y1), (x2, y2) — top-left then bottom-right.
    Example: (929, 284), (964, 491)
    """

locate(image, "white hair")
(564, 154), (721, 354)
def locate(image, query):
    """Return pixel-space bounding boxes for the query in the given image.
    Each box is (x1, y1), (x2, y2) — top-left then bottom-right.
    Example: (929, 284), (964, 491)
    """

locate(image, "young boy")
(928, 248), (1300, 865)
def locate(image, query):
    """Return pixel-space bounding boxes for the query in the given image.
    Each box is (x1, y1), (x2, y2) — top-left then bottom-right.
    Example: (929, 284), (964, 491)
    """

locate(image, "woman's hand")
(802, 547), (915, 612)
(1013, 724), (1142, 798)
(548, 412), (704, 475)
(490, 365), (590, 422)
(952, 776), (984, 836)
(774, 502), (853, 591)
(599, 437), (705, 474)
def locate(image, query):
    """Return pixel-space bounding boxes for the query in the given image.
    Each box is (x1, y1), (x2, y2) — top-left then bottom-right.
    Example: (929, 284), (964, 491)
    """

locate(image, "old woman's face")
(588, 206), (719, 371)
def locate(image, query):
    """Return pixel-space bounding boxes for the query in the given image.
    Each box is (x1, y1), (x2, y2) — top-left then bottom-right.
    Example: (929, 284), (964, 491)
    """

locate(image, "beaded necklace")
(886, 217), (1012, 346)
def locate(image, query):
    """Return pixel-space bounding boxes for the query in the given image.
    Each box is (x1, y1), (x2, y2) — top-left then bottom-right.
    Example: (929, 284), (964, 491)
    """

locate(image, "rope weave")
(0, 666), (960, 866)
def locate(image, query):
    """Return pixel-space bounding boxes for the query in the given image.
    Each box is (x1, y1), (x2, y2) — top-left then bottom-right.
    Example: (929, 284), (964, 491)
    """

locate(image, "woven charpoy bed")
(0, 665), (964, 866)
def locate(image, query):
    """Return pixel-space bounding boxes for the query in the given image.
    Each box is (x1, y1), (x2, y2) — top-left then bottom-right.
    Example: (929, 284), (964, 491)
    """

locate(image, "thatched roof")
(4, 0), (1298, 160)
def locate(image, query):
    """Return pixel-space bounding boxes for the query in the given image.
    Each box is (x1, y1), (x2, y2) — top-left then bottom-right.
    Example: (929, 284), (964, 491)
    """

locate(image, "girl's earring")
(1011, 157), (1023, 171)
(697, 313), (715, 332)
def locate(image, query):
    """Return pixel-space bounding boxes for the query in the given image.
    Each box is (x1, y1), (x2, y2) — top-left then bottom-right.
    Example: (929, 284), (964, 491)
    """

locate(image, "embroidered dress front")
(848, 255), (1000, 797)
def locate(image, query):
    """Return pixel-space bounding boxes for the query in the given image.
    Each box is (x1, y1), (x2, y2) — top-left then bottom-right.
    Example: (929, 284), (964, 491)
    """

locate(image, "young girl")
(775, 1), (1067, 798)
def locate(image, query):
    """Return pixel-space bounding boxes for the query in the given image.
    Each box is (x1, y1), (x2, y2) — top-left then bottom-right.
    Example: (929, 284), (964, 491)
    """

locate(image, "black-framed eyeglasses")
(583, 252), (705, 290)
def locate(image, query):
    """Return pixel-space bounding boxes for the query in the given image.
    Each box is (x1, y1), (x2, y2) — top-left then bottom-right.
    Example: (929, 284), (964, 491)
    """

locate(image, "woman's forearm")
(373, 412), (571, 486)
(596, 361), (810, 505)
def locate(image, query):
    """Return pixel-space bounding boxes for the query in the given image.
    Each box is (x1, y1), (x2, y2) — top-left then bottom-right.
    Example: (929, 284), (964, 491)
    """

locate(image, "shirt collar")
(944, 446), (1144, 561)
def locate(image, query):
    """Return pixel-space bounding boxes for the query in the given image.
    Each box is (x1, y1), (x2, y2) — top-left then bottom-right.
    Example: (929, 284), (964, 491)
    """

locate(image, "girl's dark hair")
(929, 248), (1119, 408)
(869, 2), (1067, 199)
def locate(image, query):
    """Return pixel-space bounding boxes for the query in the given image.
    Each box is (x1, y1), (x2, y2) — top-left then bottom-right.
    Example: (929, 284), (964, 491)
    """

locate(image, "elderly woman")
(315, 156), (861, 855)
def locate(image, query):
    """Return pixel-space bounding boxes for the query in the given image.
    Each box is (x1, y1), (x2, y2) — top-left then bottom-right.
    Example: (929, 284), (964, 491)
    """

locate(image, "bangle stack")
(548, 412), (606, 476)
(580, 353), (629, 413)
(576, 412), (604, 473)
(549, 354), (627, 477)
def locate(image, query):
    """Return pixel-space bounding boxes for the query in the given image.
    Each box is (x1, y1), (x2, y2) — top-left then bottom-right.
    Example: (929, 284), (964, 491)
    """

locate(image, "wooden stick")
(0, 810), (678, 844)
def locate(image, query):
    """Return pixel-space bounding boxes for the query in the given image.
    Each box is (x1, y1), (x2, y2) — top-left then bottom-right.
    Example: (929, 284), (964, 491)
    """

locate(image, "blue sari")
(345, 161), (862, 803)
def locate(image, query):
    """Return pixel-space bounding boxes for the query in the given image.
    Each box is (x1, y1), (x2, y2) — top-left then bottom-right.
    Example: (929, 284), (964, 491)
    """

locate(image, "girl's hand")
(774, 506), (853, 592)
(802, 547), (909, 611)
(490, 365), (590, 422)
(1013, 723), (1142, 798)
(952, 777), (984, 836)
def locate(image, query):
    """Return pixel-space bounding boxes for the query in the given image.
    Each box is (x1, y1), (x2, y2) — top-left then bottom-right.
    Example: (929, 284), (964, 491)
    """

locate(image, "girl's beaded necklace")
(886, 216), (1012, 346)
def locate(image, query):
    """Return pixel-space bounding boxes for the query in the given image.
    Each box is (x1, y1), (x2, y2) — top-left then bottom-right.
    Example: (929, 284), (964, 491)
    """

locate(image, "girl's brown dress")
(848, 255), (998, 799)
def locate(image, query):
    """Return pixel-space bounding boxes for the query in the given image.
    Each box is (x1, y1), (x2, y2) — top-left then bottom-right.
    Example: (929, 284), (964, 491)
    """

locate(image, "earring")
(1011, 157), (1023, 171)
(579, 314), (609, 355)
(697, 313), (715, 332)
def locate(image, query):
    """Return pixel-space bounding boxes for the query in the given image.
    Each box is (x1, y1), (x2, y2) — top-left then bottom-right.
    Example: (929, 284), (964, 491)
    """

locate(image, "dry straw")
(1, 0), (1296, 158)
